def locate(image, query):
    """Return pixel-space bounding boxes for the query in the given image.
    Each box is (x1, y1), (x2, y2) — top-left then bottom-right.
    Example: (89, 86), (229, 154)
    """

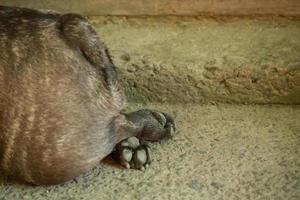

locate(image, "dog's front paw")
(126, 109), (176, 141)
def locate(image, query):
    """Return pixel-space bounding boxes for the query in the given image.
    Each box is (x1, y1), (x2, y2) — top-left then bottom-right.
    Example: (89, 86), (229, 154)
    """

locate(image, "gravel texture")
(1, 103), (299, 200)
(88, 17), (300, 104)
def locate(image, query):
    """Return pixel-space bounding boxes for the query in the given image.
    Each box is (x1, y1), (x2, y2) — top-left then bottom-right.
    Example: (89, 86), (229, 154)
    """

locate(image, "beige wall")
(0, 0), (300, 16)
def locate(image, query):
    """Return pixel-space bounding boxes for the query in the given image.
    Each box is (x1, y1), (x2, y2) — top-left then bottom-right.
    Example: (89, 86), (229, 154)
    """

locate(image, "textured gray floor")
(1, 103), (299, 200)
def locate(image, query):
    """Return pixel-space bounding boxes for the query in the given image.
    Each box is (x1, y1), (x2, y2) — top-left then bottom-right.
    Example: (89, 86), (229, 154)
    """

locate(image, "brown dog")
(0, 6), (175, 185)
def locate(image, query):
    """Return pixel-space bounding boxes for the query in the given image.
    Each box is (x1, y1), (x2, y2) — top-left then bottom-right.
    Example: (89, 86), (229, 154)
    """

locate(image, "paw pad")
(115, 137), (151, 170)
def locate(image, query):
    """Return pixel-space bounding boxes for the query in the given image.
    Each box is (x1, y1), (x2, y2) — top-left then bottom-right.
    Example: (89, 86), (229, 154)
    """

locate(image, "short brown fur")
(0, 6), (127, 185)
(0, 6), (175, 185)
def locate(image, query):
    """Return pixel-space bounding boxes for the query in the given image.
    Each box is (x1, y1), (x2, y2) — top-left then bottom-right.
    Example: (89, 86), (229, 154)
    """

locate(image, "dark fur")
(0, 6), (174, 185)
(0, 6), (125, 185)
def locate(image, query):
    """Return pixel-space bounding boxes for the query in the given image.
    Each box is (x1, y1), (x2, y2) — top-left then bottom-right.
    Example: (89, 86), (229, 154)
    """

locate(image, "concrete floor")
(89, 17), (300, 104)
(1, 103), (299, 200)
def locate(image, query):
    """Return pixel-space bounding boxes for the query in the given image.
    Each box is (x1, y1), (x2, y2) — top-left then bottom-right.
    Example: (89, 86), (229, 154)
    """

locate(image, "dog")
(0, 6), (175, 185)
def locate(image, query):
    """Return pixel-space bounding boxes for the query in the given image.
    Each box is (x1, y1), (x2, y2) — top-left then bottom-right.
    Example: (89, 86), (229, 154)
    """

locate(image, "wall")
(0, 0), (300, 16)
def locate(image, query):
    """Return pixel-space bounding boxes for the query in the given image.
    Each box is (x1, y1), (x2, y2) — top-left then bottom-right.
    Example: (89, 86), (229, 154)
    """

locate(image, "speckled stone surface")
(88, 17), (300, 104)
(1, 103), (299, 200)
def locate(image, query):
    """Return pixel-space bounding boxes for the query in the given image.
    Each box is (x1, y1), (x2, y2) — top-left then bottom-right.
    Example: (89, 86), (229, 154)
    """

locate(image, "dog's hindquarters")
(0, 7), (124, 185)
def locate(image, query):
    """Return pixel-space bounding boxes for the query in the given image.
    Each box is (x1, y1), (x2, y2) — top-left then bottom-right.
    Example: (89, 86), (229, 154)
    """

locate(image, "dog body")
(0, 6), (175, 185)
(0, 6), (125, 185)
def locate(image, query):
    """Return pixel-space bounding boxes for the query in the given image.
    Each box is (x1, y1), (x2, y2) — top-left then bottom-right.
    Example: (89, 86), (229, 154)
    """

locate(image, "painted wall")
(0, 0), (300, 16)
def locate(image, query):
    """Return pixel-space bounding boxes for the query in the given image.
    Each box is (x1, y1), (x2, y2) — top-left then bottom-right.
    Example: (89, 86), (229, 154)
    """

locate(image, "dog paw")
(126, 109), (176, 141)
(149, 110), (176, 139)
(114, 137), (151, 170)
